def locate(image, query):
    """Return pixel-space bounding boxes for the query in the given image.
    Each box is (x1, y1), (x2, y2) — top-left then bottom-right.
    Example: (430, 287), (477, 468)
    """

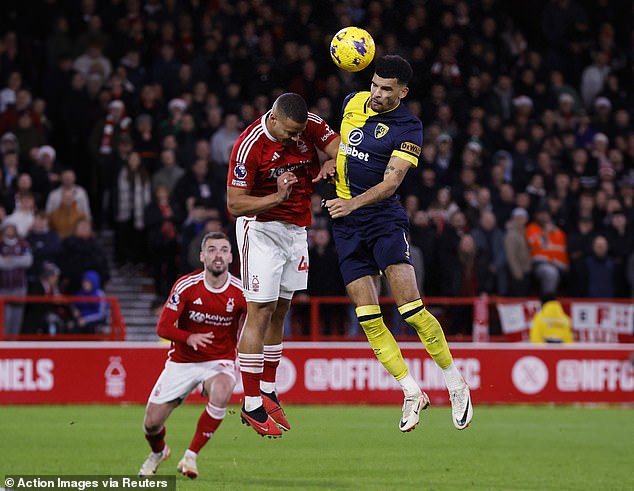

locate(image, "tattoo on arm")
(384, 164), (404, 179)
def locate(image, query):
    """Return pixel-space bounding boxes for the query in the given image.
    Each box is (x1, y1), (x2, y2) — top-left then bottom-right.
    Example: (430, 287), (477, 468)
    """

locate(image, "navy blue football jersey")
(334, 91), (422, 210)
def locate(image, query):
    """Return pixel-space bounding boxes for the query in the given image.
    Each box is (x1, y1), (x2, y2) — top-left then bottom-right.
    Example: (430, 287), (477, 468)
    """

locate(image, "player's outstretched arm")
(325, 156), (411, 219)
(312, 136), (341, 183)
(227, 172), (298, 216)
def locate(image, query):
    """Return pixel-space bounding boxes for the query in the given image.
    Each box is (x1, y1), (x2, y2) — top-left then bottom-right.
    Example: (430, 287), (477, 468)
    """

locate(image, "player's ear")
(199, 251), (204, 264)
(399, 86), (409, 100)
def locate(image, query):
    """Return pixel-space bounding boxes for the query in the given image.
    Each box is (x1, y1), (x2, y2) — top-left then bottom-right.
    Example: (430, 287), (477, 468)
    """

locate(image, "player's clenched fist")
(325, 197), (356, 219)
(276, 172), (298, 201)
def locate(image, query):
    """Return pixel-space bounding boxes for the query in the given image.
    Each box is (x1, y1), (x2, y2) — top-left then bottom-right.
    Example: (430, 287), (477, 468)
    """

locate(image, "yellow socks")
(356, 305), (408, 380)
(398, 299), (453, 369)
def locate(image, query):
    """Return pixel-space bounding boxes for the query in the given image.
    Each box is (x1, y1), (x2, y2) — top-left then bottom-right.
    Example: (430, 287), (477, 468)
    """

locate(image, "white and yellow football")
(330, 26), (375, 72)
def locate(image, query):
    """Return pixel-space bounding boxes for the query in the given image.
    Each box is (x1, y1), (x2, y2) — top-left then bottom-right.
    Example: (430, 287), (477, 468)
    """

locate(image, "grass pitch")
(1, 404), (632, 490)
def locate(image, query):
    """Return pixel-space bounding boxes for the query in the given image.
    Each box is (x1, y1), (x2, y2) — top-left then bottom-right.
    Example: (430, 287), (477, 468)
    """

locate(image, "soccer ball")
(330, 27), (375, 72)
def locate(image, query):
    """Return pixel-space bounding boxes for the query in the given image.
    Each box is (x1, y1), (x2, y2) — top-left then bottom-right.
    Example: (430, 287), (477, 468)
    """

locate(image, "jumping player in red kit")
(227, 93), (339, 437)
(138, 232), (246, 479)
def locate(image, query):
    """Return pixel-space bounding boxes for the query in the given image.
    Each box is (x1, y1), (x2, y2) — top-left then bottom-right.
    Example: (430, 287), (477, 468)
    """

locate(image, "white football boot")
(138, 446), (170, 476)
(449, 382), (473, 430)
(399, 391), (430, 432)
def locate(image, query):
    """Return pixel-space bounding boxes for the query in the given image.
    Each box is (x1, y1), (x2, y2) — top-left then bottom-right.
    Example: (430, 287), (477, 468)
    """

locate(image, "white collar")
(260, 110), (277, 142)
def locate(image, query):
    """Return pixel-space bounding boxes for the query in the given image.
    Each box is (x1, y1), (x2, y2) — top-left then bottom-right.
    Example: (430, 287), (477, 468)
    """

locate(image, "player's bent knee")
(143, 417), (163, 435)
(207, 374), (236, 407)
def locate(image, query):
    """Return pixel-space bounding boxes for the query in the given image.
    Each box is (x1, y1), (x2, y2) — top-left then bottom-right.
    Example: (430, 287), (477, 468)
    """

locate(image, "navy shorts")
(331, 205), (412, 285)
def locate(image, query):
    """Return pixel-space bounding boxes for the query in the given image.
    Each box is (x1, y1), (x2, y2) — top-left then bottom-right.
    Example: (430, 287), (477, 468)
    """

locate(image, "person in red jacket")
(138, 232), (246, 480)
(525, 206), (569, 296)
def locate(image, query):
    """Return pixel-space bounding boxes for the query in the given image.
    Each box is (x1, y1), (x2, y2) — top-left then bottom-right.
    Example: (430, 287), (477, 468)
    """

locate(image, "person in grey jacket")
(504, 208), (532, 296)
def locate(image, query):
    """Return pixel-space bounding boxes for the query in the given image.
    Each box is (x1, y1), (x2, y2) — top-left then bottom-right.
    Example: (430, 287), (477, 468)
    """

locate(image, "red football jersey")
(156, 271), (247, 363)
(227, 111), (338, 227)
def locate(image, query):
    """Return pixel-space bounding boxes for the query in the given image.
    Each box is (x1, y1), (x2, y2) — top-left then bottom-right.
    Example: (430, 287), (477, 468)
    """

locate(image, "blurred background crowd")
(0, 0), (632, 336)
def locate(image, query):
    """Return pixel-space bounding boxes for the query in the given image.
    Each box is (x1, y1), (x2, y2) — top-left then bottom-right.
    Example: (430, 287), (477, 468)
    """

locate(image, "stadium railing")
(0, 295), (126, 341)
(286, 295), (634, 343)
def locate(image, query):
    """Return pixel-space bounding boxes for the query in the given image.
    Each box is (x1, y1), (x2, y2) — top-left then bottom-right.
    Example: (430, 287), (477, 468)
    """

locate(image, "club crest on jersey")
(374, 123), (389, 139)
(226, 297), (235, 312)
(296, 138), (308, 153)
(234, 163), (248, 179)
(348, 128), (364, 145)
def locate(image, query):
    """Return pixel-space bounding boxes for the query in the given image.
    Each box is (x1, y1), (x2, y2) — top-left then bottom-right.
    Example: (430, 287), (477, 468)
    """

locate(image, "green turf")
(1, 405), (633, 490)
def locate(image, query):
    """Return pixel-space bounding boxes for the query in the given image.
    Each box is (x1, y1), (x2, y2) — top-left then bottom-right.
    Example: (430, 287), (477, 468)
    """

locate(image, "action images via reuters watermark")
(3, 476), (175, 491)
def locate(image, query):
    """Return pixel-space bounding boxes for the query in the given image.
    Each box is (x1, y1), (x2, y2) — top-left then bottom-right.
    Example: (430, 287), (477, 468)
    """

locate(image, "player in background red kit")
(227, 93), (339, 437)
(138, 232), (246, 479)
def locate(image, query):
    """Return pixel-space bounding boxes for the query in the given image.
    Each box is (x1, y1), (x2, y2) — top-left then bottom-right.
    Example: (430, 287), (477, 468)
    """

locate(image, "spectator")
(48, 188), (88, 239)
(604, 210), (632, 297)
(410, 210), (438, 296)
(73, 42), (112, 83)
(0, 220), (33, 336)
(144, 184), (180, 303)
(584, 235), (614, 298)
(58, 218), (109, 293)
(580, 51), (611, 109)
(6, 191), (36, 237)
(45, 169), (92, 219)
(114, 151), (151, 269)
(151, 149), (184, 195)
(14, 109), (46, 162)
(30, 146), (61, 207)
(504, 208), (532, 296)
(89, 99), (132, 164)
(437, 210), (469, 296)
(159, 98), (187, 137)
(566, 216), (596, 297)
(133, 114), (161, 174)
(172, 158), (224, 218)
(25, 211), (62, 282)
(529, 294), (573, 344)
(471, 210), (507, 295)
(209, 113), (241, 175)
(99, 134), (134, 228)
(307, 227), (347, 336)
(71, 270), (108, 334)
(22, 261), (68, 335)
(526, 206), (569, 296)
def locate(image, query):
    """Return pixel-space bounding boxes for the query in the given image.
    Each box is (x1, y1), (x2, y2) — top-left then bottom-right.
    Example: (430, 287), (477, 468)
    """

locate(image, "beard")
(207, 263), (227, 277)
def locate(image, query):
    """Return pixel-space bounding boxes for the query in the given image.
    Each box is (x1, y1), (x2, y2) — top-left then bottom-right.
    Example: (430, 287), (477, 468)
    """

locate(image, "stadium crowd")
(0, 0), (632, 336)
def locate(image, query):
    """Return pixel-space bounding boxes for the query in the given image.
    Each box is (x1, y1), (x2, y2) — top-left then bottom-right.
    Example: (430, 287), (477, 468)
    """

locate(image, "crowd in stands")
(0, 0), (632, 336)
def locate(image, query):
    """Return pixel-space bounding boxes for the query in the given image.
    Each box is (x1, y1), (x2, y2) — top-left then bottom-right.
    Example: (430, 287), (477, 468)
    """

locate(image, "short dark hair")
(272, 93), (308, 123)
(201, 231), (230, 251)
(375, 55), (413, 85)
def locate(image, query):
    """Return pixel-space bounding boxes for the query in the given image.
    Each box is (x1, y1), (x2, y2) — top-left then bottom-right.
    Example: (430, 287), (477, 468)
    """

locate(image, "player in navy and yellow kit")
(325, 55), (473, 431)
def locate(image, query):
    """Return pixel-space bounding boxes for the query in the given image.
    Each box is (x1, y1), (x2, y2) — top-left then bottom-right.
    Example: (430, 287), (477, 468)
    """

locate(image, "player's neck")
(205, 271), (228, 289)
